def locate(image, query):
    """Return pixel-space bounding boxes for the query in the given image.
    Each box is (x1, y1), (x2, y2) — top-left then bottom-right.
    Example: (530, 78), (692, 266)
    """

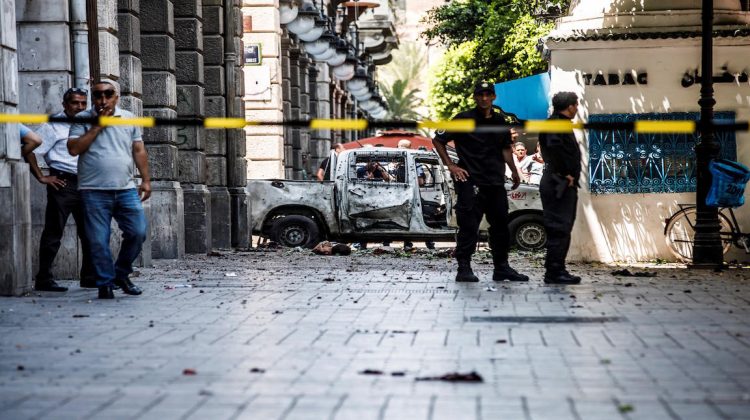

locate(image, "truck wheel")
(509, 214), (546, 251)
(270, 215), (320, 248)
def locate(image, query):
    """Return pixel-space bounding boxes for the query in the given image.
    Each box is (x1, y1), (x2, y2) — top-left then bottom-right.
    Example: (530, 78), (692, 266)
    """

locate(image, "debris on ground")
(323, 277), (336, 282)
(611, 269), (657, 277)
(182, 368), (197, 375)
(391, 371), (406, 376)
(312, 241), (352, 256)
(359, 369), (384, 375)
(207, 251), (222, 257)
(165, 284), (192, 289)
(257, 241), (281, 250)
(249, 368), (266, 373)
(618, 404), (634, 413)
(72, 314), (89, 318)
(372, 248), (394, 256)
(485, 286), (497, 292)
(225, 272), (238, 277)
(415, 371), (484, 383)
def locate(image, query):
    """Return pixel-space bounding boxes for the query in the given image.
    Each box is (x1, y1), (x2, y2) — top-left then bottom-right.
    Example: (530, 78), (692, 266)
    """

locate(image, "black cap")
(473, 81), (494, 95)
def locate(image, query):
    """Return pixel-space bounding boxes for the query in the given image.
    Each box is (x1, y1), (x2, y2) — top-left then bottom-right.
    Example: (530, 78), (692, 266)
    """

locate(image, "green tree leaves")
(422, 0), (568, 119)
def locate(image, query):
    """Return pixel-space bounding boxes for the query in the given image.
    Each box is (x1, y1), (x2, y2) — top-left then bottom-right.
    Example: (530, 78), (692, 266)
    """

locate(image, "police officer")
(433, 81), (528, 283)
(539, 92), (582, 284)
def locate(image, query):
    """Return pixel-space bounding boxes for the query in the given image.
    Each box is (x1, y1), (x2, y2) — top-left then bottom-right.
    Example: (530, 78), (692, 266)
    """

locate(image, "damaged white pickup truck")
(247, 147), (545, 250)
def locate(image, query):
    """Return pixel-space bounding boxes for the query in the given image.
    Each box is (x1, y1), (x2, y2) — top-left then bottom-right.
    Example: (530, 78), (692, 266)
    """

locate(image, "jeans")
(454, 180), (510, 265)
(80, 189), (147, 287)
(36, 170), (95, 283)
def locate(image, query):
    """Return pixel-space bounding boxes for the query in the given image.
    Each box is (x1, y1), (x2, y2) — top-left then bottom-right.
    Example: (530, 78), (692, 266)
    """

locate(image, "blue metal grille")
(588, 112), (737, 194)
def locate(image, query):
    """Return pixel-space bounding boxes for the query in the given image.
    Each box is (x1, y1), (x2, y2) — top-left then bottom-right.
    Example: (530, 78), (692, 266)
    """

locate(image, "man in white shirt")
(28, 88), (95, 292)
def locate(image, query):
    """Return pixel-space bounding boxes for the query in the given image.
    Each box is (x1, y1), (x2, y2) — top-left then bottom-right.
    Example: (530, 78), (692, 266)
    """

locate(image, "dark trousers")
(539, 173), (578, 272)
(36, 170), (95, 282)
(454, 180), (510, 265)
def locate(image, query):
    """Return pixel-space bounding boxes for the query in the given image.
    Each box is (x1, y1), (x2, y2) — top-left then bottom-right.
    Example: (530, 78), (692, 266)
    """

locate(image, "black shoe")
(114, 278), (142, 295)
(493, 265), (529, 282)
(35, 280), (68, 292)
(80, 278), (98, 288)
(98, 285), (114, 299)
(456, 261), (479, 282)
(561, 269), (581, 283)
(544, 271), (581, 285)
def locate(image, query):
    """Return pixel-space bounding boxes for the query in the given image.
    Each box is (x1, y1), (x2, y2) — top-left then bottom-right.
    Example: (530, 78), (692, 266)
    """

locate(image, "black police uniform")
(434, 106), (517, 266)
(538, 112), (582, 275)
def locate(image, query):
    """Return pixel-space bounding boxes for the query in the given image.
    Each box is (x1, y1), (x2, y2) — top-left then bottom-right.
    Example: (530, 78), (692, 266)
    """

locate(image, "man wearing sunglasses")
(28, 88), (95, 292)
(68, 80), (151, 299)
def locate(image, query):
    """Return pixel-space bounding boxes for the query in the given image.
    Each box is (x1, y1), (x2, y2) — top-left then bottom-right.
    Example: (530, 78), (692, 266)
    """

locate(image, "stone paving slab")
(1, 249), (750, 419)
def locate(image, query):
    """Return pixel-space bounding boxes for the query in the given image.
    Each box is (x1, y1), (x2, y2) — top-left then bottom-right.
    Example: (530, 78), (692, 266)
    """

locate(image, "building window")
(588, 112), (737, 194)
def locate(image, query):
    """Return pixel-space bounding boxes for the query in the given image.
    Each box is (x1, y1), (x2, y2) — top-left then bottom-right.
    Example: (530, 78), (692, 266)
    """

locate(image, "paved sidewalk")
(1, 249), (750, 420)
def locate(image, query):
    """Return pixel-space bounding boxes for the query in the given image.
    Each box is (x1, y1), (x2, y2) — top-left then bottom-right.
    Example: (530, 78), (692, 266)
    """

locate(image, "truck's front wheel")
(509, 214), (546, 251)
(270, 215), (320, 248)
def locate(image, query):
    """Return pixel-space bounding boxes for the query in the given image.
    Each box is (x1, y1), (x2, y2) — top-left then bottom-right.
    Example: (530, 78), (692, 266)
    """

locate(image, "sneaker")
(493, 265), (529, 282)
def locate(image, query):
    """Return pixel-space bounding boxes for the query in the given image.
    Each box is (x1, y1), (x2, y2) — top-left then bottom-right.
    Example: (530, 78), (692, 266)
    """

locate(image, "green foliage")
(427, 41), (481, 120)
(422, 0), (569, 118)
(380, 79), (423, 121)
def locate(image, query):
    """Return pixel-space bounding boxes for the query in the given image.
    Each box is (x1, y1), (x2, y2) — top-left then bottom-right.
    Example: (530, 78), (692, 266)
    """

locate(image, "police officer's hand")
(510, 171), (521, 190)
(565, 175), (575, 187)
(448, 164), (469, 182)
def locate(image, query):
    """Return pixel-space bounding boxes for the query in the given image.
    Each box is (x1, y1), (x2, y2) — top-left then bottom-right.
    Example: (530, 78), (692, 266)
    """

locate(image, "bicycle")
(664, 204), (750, 262)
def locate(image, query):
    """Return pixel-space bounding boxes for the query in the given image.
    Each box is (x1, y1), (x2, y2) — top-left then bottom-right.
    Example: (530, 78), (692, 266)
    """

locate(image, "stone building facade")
(1, 0), (249, 295)
(544, 0), (750, 262)
(242, 0), (398, 180)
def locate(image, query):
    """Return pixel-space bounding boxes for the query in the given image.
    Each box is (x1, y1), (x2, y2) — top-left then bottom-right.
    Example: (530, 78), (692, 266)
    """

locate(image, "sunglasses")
(65, 87), (88, 96)
(92, 89), (116, 99)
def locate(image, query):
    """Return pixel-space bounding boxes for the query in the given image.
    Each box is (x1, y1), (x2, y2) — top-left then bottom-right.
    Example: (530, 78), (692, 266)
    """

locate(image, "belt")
(49, 168), (78, 181)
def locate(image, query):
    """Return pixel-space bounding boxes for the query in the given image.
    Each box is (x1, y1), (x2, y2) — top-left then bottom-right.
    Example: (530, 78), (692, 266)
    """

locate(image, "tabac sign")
(581, 70), (648, 86)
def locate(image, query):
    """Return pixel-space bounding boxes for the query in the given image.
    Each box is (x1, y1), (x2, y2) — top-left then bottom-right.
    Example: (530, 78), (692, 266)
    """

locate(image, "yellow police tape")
(309, 119), (369, 131)
(634, 120), (695, 134)
(0, 113), (743, 134)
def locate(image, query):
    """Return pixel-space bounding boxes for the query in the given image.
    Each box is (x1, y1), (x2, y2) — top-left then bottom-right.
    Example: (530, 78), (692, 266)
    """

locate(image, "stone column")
(288, 47), (303, 179)
(242, 1), (284, 180)
(141, 0), (185, 258)
(0, 0), (31, 296)
(311, 62), (331, 170)
(228, 0), (250, 248)
(203, 0), (231, 248)
(175, 0), (212, 254)
(281, 36), (293, 179)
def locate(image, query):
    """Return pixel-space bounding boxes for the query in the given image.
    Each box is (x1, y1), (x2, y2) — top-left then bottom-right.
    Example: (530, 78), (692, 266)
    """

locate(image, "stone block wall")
(1, 0), (31, 296)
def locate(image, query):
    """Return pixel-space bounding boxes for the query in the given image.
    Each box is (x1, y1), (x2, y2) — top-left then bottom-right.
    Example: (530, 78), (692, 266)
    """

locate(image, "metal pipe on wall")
(70, 0), (91, 92)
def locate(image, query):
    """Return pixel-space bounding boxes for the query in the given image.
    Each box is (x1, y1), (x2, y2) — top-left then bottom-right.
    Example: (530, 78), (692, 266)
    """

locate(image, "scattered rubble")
(415, 371), (484, 383)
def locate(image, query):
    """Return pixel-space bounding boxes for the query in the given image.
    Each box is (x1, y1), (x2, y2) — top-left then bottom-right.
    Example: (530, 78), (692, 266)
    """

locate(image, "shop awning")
(493, 73), (551, 121)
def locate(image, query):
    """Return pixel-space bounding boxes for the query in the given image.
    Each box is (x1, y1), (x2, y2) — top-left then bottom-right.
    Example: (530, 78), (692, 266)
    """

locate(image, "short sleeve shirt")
(19, 124), (32, 140)
(68, 107), (143, 190)
(434, 107), (516, 186)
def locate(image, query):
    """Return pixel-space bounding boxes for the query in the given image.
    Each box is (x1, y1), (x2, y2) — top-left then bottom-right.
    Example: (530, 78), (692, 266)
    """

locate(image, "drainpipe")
(70, 0), (91, 92)
(224, 0), (237, 187)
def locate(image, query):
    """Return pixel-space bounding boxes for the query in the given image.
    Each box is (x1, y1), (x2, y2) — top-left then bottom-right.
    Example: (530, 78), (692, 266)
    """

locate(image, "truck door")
(339, 150), (413, 231)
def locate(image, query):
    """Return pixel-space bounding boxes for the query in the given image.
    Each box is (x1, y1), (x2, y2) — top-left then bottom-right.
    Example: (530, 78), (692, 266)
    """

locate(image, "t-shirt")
(319, 157), (331, 180)
(68, 107), (143, 190)
(434, 107), (517, 186)
(33, 112), (79, 174)
(19, 124), (31, 140)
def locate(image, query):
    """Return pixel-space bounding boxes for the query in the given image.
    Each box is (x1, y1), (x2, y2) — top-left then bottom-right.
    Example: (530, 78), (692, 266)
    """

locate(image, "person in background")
(527, 142), (545, 185)
(67, 80), (151, 299)
(28, 88), (96, 291)
(316, 143), (345, 181)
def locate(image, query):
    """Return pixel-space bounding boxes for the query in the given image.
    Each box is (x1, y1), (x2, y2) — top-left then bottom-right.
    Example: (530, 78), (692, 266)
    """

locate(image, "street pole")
(691, 0), (724, 268)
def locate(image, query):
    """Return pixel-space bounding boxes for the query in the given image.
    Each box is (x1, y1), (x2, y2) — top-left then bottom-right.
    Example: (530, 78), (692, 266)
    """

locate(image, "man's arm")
(503, 146), (521, 190)
(67, 125), (105, 156)
(21, 130), (42, 159)
(316, 168), (325, 181)
(432, 137), (469, 182)
(132, 141), (152, 201)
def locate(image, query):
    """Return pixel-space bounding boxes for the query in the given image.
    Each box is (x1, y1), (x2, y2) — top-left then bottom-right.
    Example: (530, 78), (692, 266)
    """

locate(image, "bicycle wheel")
(665, 207), (734, 262)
